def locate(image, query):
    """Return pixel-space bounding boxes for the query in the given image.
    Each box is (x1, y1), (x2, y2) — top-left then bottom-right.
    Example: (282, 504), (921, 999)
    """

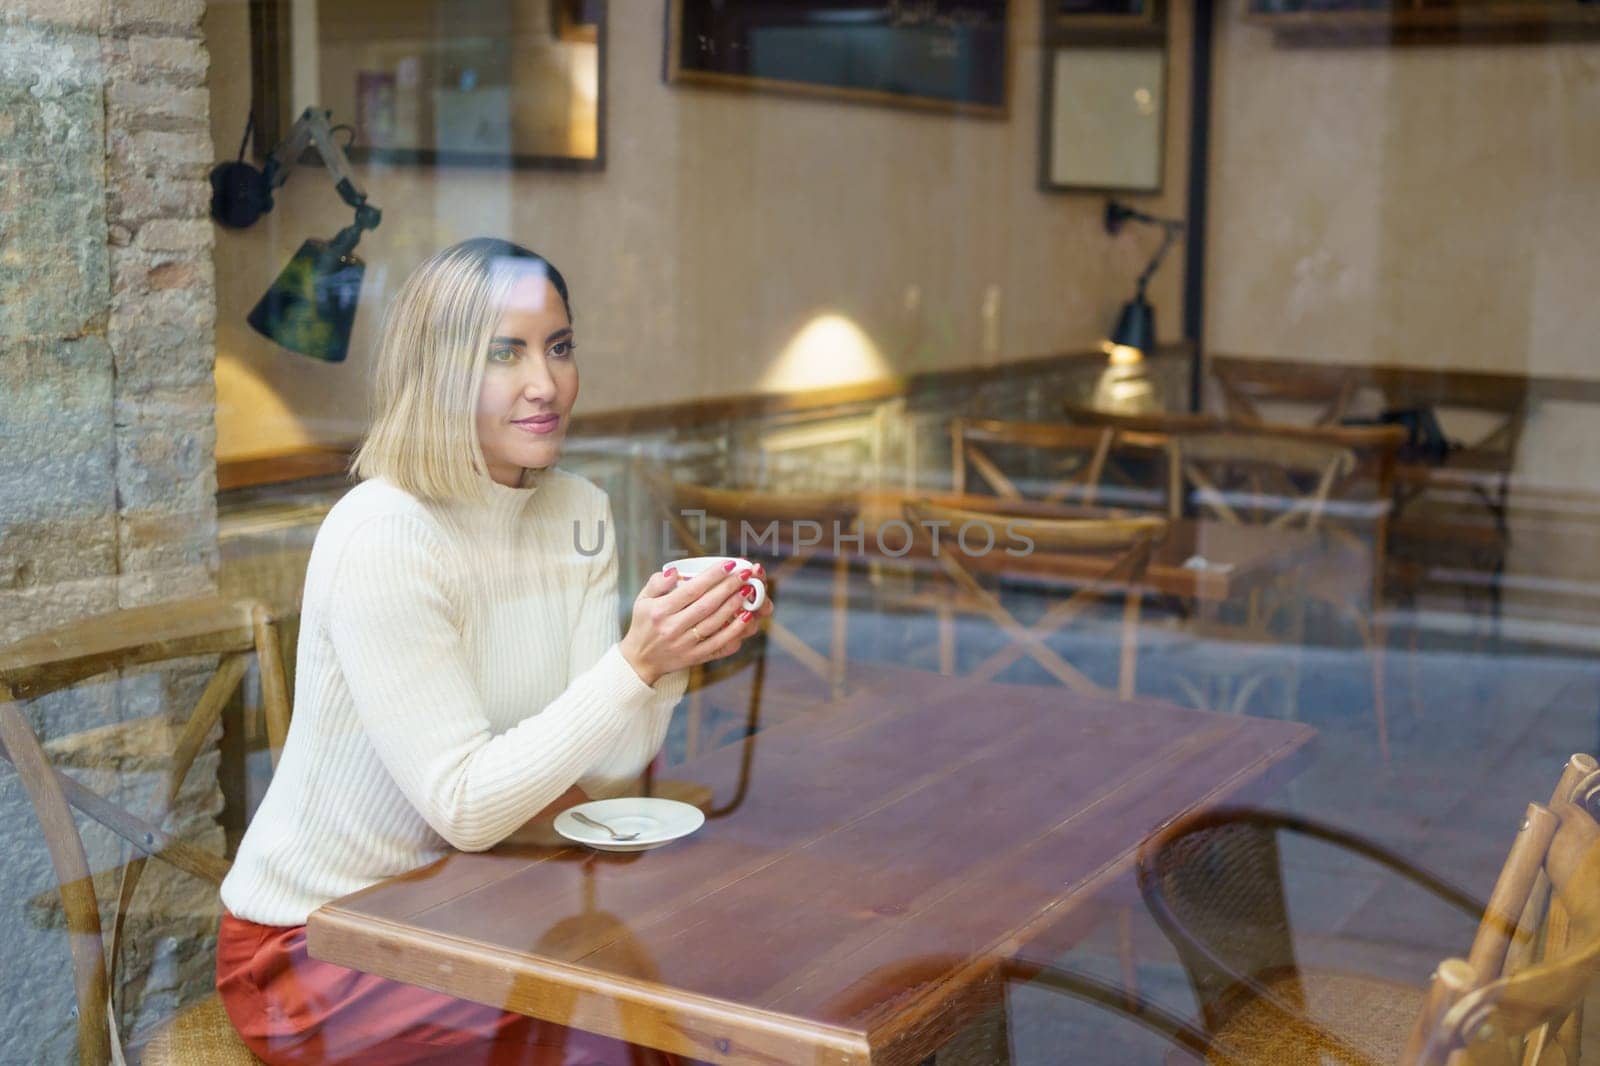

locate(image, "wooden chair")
(0, 595), (292, 1065)
(639, 470), (859, 762)
(1179, 430), (1406, 757)
(949, 418), (1116, 506)
(1061, 410), (1401, 557)
(1165, 431), (1358, 532)
(1134, 752), (1600, 1066)
(1382, 375), (1529, 631)
(899, 499), (1167, 699)
(1211, 359), (1359, 427)
(1064, 406), (1405, 755)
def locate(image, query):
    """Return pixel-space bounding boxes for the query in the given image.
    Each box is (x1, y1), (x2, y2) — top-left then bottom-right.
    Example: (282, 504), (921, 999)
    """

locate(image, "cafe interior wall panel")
(204, 0), (1194, 463)
(1205, 0), (1600, 497)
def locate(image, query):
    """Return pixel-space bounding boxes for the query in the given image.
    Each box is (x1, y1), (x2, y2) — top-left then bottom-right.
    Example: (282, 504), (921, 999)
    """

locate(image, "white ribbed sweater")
(221, 470), (686, 926)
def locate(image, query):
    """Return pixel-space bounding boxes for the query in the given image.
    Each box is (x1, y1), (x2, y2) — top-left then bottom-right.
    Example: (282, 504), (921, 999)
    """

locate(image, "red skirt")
(216, 910), (690, 1066)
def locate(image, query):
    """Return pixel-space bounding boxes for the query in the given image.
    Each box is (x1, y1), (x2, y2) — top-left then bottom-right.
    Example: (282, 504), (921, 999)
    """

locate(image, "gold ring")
(691, 624), (704, 641)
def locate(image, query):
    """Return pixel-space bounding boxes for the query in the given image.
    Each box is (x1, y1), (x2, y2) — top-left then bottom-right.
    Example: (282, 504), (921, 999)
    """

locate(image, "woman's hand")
(618, 562), (774, 687)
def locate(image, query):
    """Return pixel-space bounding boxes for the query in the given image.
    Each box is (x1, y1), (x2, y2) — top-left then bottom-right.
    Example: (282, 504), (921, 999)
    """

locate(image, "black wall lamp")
(210, 108), (382, 363)
(1103, 199), (1185, 365)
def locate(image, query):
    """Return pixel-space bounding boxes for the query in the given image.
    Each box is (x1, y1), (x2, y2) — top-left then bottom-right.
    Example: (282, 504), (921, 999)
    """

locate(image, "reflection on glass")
(7, 0), (1600, 1061)
(317, 0), (602, 164)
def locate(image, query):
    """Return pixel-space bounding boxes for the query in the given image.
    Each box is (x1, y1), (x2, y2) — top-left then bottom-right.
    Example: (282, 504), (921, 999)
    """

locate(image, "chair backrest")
(1404, 754), (1600, 1066)
(1063, 407), (1404, 602)
(1377, 368), (1530, 471)
(1211, 359), (1358, 427)
(949, 418), (1116, 507)
(0, 595), (291, 1066)
(1135, 804), (1305, 1031)
(638, 467), (860, 561)
(1062, 403), (1405, 456)
(1167, 431), (1359, 533)
(901, 499), (1166, 697)
(906, 498), (1167, 555)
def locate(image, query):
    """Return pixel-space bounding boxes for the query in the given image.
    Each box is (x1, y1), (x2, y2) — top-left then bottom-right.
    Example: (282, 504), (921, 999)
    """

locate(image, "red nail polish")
(739, 568), (753, 579)
(739, 610), (753, 622)
(664, 567), (677, 578)
(743, 586), (756, 600)
(722, 560), (736, 572)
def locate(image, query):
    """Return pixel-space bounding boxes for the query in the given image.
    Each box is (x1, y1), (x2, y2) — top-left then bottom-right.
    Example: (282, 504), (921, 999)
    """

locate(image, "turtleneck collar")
(440, 466), (548, 535)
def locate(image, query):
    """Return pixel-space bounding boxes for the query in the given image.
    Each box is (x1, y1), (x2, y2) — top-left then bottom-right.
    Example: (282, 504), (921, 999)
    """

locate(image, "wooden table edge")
(306, 905), (873, 1065)
(308, 717), (1315, 1065)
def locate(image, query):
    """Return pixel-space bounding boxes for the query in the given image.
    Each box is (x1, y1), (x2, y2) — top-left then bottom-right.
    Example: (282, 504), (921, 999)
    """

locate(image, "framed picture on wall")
(665, 0), (1010, 117)
(249, 0), (607, 170)
(1039, 45), (1166, 193)
(1048, 0), (1165, 38)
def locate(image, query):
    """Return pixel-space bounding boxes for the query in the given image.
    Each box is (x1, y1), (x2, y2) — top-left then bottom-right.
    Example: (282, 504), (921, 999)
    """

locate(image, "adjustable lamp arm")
(1105, 200), (1185, 298)
(263, 109), (372, 213)
(262, 108), (382, 245)
(209, 107), (381, 239)
(1135, 221), (1182, 296)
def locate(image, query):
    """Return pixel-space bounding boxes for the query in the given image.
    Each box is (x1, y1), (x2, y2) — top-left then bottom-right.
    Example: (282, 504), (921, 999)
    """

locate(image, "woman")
(217, 238), (768, 1064)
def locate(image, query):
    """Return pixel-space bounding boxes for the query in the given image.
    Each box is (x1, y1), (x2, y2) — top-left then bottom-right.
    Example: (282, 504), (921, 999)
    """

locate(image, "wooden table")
(308, 666), (1314, 1065)
(857, 490), (1330, 602)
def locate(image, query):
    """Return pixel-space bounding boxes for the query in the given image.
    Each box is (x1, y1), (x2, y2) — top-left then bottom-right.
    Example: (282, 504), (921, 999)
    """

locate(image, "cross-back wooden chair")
(1381, 375), (1528, 631)
(1135, 752), (1600, 1066)
(639, 471), (859, 794)
(1190, 430), (1402, 755)
(1165, 427), (1401, 758)
(1212, 358), (1359, 427)
(1166, 421), (1405, 580)
(949, 418), (1117, 507)
(0, 595), (291, 1065)
(1165, 431), (1358, 532)
(1077, 427), (1354, 728)
(900, 499), (1167, 699)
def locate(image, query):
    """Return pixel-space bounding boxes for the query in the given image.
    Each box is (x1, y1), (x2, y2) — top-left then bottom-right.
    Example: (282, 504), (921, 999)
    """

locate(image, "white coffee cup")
(665, 556), (766, 610)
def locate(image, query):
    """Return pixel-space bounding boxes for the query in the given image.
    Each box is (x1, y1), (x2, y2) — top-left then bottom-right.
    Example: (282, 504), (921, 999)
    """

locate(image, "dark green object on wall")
(247, 233), (365, 364)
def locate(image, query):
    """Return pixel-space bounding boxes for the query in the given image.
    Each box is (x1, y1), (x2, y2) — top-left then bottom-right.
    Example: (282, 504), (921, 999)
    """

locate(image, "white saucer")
(554, 797), (705, 853)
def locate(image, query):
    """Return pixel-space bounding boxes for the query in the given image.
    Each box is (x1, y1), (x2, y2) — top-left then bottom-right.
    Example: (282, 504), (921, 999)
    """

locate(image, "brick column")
(0, 0), (220, 1058)
(106, 0), (219, 609)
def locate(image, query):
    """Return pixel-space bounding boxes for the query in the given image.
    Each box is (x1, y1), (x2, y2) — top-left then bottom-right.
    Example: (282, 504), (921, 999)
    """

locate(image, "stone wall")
(0, 0), (219, 1060)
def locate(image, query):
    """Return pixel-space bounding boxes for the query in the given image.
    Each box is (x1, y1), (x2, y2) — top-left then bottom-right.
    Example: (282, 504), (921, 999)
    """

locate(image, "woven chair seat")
(141, 993), (262, 1065)
(1207, 969), (1425, 1066)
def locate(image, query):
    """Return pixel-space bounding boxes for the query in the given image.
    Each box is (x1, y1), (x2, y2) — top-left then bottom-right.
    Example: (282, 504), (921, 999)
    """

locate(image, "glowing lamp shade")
(247, 237), (366, 363)
(1106, 294), (1155, 364)
(759, 313), (891, 393)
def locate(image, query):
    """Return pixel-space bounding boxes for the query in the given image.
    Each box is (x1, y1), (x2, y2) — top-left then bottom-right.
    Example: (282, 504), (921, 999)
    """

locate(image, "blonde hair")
(353, 238), (570, 500)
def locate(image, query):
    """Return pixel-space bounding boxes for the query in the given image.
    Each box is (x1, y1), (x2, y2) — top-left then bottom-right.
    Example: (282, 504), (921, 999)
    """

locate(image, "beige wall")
(206, 1), (1193, 462)
(1206, 0), (1599, 382)
(1206, 0), (1600, 553)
